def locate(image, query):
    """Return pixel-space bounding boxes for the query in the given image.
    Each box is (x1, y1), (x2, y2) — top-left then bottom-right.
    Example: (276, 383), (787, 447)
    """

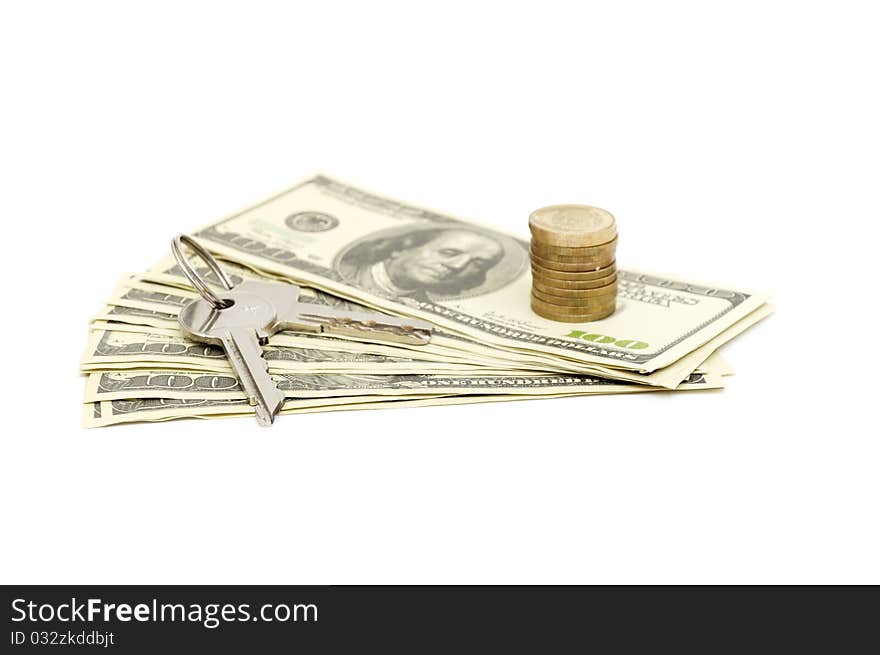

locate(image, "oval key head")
(178, 291), (277, 345)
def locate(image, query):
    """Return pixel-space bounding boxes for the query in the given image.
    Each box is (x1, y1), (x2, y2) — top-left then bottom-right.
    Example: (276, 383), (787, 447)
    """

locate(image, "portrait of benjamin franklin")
(336, 226), (525, 302)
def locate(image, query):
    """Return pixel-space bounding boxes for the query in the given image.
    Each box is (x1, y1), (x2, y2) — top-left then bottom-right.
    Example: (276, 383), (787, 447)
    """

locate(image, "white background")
(1, 1), (877, 584)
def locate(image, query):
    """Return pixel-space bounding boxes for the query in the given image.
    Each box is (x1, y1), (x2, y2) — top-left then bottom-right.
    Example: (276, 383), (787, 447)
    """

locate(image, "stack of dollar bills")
(81, 175), (772, 427)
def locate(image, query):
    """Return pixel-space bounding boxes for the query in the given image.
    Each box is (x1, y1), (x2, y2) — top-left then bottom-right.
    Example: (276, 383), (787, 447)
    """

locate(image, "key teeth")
(225, 329), (285, 424)
(258, 347), (286, 415)
(245, 351), (283, 417)
(323, 319), (432, 345)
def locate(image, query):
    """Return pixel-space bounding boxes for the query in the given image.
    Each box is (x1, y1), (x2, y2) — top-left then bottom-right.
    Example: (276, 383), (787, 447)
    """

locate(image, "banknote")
(83, 346), (733, 407)
(91, 301), (556, 372)
(105, 274), (545, 367)
(94, 290), (768, 386)
(183, 175), (768, 375)
(100, 278), (512, 365)
(84, 367), (724, 403)
(103, 272), (770, 386)
(80, 328), (533, 376)
(82, 372), (724, 427)
(85, 317), (519, 371)
(82, 394), (450, 428)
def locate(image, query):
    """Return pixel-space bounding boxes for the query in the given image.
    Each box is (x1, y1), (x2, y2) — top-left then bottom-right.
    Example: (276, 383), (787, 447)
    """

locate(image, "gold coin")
(532, 284), (616, 306)
(532, 272), (617, 290)
(529, 236), (618, 257)
(530, 250), (615, 271)
(532, 290), (617, 310)
(531, 261), (616, 281)
(532, 277), (618, 296)
(531, 294), (616, 322)
(530, 248), (615, 265)
(528, 205), (617, 247)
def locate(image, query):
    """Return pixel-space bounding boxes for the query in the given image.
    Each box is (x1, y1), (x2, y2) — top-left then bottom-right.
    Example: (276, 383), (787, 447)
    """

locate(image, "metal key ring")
(171, 234), (235, 309)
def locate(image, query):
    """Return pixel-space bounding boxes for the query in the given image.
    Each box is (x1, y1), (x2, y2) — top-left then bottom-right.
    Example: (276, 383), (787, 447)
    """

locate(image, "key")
(254, 281), (434, 346)
(178, 283), (286, 427)
(171, 235), (429, 425)
(178, 279), (434, 425)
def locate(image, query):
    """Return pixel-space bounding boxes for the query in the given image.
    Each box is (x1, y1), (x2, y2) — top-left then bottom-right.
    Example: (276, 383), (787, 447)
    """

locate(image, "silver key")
(171, 234), (433, 426)
(255, 282), (434, 346)
(178, 279), (434, 425)
(178, 284), (286, 427)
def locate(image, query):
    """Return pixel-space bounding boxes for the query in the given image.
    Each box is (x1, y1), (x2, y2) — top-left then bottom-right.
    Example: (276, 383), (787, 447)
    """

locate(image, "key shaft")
(286, 304), (433, 345)
(217, 327), (285, 426)
(178, 285), (285, 426)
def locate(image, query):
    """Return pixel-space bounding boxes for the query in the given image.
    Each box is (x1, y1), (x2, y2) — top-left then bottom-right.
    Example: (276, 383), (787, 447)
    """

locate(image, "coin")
(529, 236), (618, 257)
(531, 261), (616, 281)
(532, 289), (617, 310)
(529, 205), (617, 247)
(532, 277), (618, 296)
(530, 249), (615, 266)
(531, 272), (617, 291)
(532, 284), (616, 306)
(530, 294), (616, 322)
(530, 250), (615, 271)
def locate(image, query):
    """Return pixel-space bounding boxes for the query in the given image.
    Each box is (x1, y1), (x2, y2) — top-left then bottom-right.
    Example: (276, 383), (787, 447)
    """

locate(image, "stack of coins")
(528, 204), (618, 322)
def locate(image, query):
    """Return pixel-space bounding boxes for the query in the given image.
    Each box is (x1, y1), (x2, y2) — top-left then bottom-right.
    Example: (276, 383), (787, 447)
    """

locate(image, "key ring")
(171, 234), (236, 309)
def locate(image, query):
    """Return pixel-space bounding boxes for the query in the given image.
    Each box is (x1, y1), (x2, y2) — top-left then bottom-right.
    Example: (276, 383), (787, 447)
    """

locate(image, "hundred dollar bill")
(183, 175), (768, 377)
(82, 372), (724, 427)
(80, 328), (531, 376)
(82, 394), (445, 428)
(101, 277), (511, 366)
(86, 314), (738, 387)
(107, 274), (526, 364)
(84, 367), (724, 403)
(104, 275), (605, 373)
(93, 283), (764, 385)
(91, 299), (553, 372)
(83, 347), (732, 405)
(85, 317), (515, 370)
(108, 270), (770, 386)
